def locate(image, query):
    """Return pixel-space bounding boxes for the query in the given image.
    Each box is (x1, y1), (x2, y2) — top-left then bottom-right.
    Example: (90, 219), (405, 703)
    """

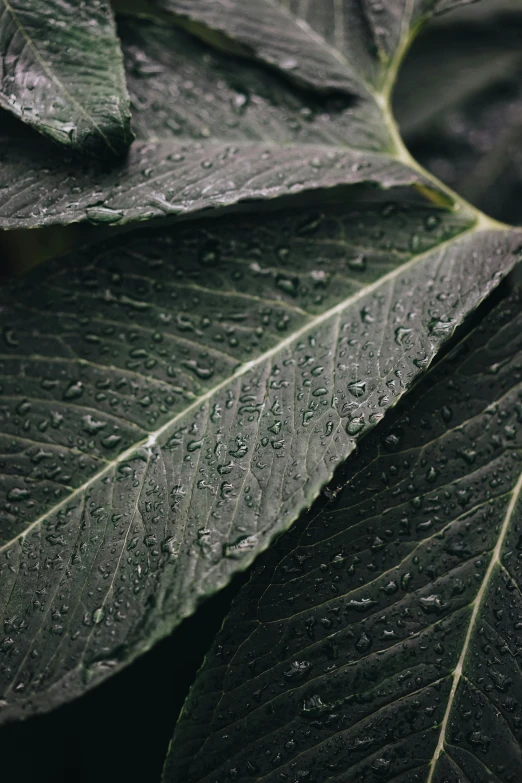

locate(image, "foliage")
(1, 1), (522, 781)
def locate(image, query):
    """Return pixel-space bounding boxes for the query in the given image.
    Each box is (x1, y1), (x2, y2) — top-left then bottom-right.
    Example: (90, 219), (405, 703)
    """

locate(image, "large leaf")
(0, 7), (444, 231)
(121, 18), (387, 150)
(0, 113), (423, 230)
(165, 286), (522, 783)
(395, 3), (522, 225)
(0, 0), (132, 158)
(1, 202), (520, 722)
(151, 0), (476, 95)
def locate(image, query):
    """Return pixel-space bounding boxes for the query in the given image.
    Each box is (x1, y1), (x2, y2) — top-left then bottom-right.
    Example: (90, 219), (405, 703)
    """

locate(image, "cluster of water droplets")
(166, 290), (522, 782)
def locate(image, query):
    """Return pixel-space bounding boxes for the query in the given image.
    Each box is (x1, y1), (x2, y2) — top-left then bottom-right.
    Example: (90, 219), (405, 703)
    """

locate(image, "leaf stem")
(370, 5), (519, 234)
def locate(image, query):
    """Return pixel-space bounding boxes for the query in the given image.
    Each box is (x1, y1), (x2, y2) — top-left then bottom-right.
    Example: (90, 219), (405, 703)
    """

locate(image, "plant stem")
(370, 2), (519, 234)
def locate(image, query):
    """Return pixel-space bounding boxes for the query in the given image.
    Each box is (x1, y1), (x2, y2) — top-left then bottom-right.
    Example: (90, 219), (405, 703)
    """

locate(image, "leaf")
(395, 5), (522, 225)
(164, 286), (522, 783)
(0, 201), (519, 722)
(151, 0), (476, 95)
(121, 18), (387, 150)
(0, 120), (426, 230)
(0, 9), (440, 231)
(0, 0), (132, 158)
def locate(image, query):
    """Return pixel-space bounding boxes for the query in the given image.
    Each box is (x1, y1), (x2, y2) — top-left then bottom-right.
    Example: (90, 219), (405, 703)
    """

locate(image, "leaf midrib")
(427, 466), (522, 780)
(0, 0), (119, 153)
(191, 497), (497, 744)
(194, 478), (520, 743)
(0, 218), (479, 556)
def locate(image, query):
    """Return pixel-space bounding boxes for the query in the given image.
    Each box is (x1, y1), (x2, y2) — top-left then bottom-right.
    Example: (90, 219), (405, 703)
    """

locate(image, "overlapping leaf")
(0, 8), (436, 231)
(165, 287), (522, 783)
(1, 0), (520, 743)
(1, 200), (520, 722)
(152, 0), (476, 95)
(0, 114), (423, 230)
(0, 0), (132, 158)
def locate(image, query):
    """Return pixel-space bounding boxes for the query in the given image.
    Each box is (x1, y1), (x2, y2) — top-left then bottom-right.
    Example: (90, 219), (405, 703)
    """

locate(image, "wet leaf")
(165, 287), (522, 783)
(1, 201), (520, 722)
(0, 121), (428, 230)
(121, 18), (388, 150)
(152, 0), (476, 95)
(0, 9), (442, 230)
(0, 0), (132, 158)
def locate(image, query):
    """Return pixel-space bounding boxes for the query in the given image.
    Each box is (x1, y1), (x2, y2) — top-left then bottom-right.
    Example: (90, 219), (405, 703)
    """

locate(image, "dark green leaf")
(0, 123), (425, 230)
(165, 286), (522, 783)
(0, 10), (440, 230)
(1, 201), (519, 722)
(0, 0), (132, 158)
(151, 0), (476, 95)
(121, 19), (388, 150)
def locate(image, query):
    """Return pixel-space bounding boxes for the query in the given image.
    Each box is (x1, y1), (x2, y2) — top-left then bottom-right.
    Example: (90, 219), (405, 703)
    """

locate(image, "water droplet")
(428, 317), (456, 338)
(346, 417), (365, 436)
(82, 415), (106, 434)
(276, 275), (299, 297)
(347, 380), (366, 398)
(360, 306), (374, 323)
(101, 434), (122, 449)
(16, 400), (31, 415)
(394, 327), (412, 346)
(279, 56), (298, 71)
(355, 632), (371, 652)
(3, 326), (19, 346)
(441, 405), (453, 423)
(424, 214), (440, 231)
(419, 594), (447, 614)
(230, 92), (249, 114)
(86, 207), (124, 224)
(426, 466), (438, 483)
(187, 439), (203, 452)
(182, 360), (214, 379)
(229, 440), (248, 457)
(7, 487), (30, 501)
(223, 534), (258, 559)
(92, 607), (105, 624)
(283, 660), (312, 681)
(63, 381), (84, 400)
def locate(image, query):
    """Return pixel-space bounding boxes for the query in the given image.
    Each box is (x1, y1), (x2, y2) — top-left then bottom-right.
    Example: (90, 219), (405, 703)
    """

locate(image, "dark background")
(1, 575), (246, 782)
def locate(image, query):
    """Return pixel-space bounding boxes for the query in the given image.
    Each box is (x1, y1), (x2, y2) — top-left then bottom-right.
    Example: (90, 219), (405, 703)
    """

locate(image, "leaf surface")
(121, 19), (387, 150)
(0, 12), (431, 230)
(0, 127), (423, 230)
(165, 287), (522, 783)
(1, 202), (519, 722)
(152, 0), (476, 95)
(0, 0), (132, 158)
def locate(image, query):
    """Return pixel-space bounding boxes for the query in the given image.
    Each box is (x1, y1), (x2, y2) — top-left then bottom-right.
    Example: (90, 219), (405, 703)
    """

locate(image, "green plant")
(1, 1), (522, 781)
